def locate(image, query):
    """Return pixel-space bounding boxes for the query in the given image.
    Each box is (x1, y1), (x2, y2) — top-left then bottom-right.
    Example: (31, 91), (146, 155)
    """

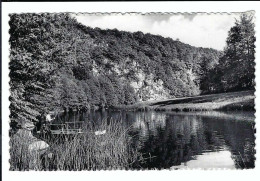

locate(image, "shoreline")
(112, 90), (255, 112)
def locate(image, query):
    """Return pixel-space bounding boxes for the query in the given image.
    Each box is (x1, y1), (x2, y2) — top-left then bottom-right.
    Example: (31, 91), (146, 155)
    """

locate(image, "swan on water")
(94, 130), (106, 136)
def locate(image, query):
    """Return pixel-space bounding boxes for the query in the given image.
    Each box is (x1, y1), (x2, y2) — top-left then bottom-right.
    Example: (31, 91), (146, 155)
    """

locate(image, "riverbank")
(115, 90), (255, 112)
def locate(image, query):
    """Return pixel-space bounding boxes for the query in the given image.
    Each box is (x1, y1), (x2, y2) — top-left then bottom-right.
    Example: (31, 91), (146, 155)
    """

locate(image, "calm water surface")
(55, 110), (255, 169)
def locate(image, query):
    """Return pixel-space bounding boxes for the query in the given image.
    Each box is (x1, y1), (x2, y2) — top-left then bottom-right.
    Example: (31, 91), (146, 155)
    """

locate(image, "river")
(53, 110), (255, 169)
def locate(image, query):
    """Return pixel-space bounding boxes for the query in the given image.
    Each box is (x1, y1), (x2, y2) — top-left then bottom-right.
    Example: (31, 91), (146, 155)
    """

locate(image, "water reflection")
(57, 110), (255, 169)
(171, 150), (235, 169)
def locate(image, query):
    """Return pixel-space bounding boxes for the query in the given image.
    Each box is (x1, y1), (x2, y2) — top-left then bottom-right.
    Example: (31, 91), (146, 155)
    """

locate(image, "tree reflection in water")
(128, 111), (255, 169)
(58, 110), (255, 169)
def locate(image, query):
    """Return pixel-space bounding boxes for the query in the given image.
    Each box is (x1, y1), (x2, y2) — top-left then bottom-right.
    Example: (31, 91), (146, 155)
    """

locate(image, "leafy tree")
(124, 84), (137, 105)
(99, 75), (118, 107)
(9, 13), (75, 124)
(203, 13), (255, 93)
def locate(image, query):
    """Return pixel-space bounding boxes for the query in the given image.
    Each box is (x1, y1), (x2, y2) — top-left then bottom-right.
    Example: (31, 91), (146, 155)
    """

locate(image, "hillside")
(9, 13), (222, 124)
(76, 25), (222, 101)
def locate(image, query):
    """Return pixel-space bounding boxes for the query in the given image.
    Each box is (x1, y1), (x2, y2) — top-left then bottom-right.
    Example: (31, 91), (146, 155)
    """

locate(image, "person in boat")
(46, 113), (54, 122)
(35, 112), (55, 134)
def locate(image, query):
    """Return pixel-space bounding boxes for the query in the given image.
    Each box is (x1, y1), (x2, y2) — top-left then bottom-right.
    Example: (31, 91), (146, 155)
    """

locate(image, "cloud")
(183, 14), (197, 21)
(74, 13), (240, 50)
(142, 14), (173, 23)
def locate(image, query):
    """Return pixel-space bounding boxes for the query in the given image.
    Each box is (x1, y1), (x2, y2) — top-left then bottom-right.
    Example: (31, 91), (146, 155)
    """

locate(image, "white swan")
(94, 130), (106, 136)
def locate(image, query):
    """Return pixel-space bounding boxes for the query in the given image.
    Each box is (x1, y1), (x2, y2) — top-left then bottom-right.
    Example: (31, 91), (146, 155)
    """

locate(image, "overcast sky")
(74, 13), (241, 51)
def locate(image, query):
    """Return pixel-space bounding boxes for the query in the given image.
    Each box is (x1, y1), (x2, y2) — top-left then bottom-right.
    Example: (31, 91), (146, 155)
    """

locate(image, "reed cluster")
(9, 130), (44, 170)
(10, 119), (143, 170)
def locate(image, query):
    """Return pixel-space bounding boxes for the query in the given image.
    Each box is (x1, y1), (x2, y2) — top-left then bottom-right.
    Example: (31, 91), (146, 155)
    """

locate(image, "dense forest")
(9, 13), (255, 125)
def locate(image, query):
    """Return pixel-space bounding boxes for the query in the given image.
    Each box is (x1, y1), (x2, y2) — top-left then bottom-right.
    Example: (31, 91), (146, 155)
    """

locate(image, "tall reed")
(10, 119), (143, 170)
(9, 130), (44, 170)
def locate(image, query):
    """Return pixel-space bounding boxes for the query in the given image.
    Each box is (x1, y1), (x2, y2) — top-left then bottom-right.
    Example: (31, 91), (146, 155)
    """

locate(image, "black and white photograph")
(2, 2), (260, 178)
(6, 11), (256, 171)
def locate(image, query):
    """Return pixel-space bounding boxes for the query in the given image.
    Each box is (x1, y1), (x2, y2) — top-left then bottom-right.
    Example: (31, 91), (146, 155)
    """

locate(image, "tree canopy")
(201, 13), (255, 93)
(13, 13), (254, 125)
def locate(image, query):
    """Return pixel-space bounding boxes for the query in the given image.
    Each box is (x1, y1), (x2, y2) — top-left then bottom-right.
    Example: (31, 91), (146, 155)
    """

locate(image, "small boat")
(94, 130), (106, 136)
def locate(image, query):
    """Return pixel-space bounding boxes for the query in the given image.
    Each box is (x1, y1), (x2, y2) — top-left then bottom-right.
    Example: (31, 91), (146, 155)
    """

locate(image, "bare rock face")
(129, 70), (171, 101)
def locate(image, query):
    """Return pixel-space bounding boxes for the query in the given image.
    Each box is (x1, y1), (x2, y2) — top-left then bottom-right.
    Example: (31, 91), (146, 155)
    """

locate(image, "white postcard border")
(2, 1), (260, 181)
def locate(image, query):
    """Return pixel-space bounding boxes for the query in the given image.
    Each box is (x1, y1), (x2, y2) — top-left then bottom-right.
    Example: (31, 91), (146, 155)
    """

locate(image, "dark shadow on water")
(50, 110), (255, 169)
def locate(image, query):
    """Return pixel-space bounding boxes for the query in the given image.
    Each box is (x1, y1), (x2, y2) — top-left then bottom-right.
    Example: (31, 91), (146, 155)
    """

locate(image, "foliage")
(9, 13), (77, 124)
(10, 119), (143, 170)
(202, 13), (255, 93)
(9, 13), (222, 125)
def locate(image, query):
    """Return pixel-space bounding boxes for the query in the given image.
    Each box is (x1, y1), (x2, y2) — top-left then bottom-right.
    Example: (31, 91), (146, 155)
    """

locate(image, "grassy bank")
(10, 120), (143, 170)
(115, 90), (255, 112)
